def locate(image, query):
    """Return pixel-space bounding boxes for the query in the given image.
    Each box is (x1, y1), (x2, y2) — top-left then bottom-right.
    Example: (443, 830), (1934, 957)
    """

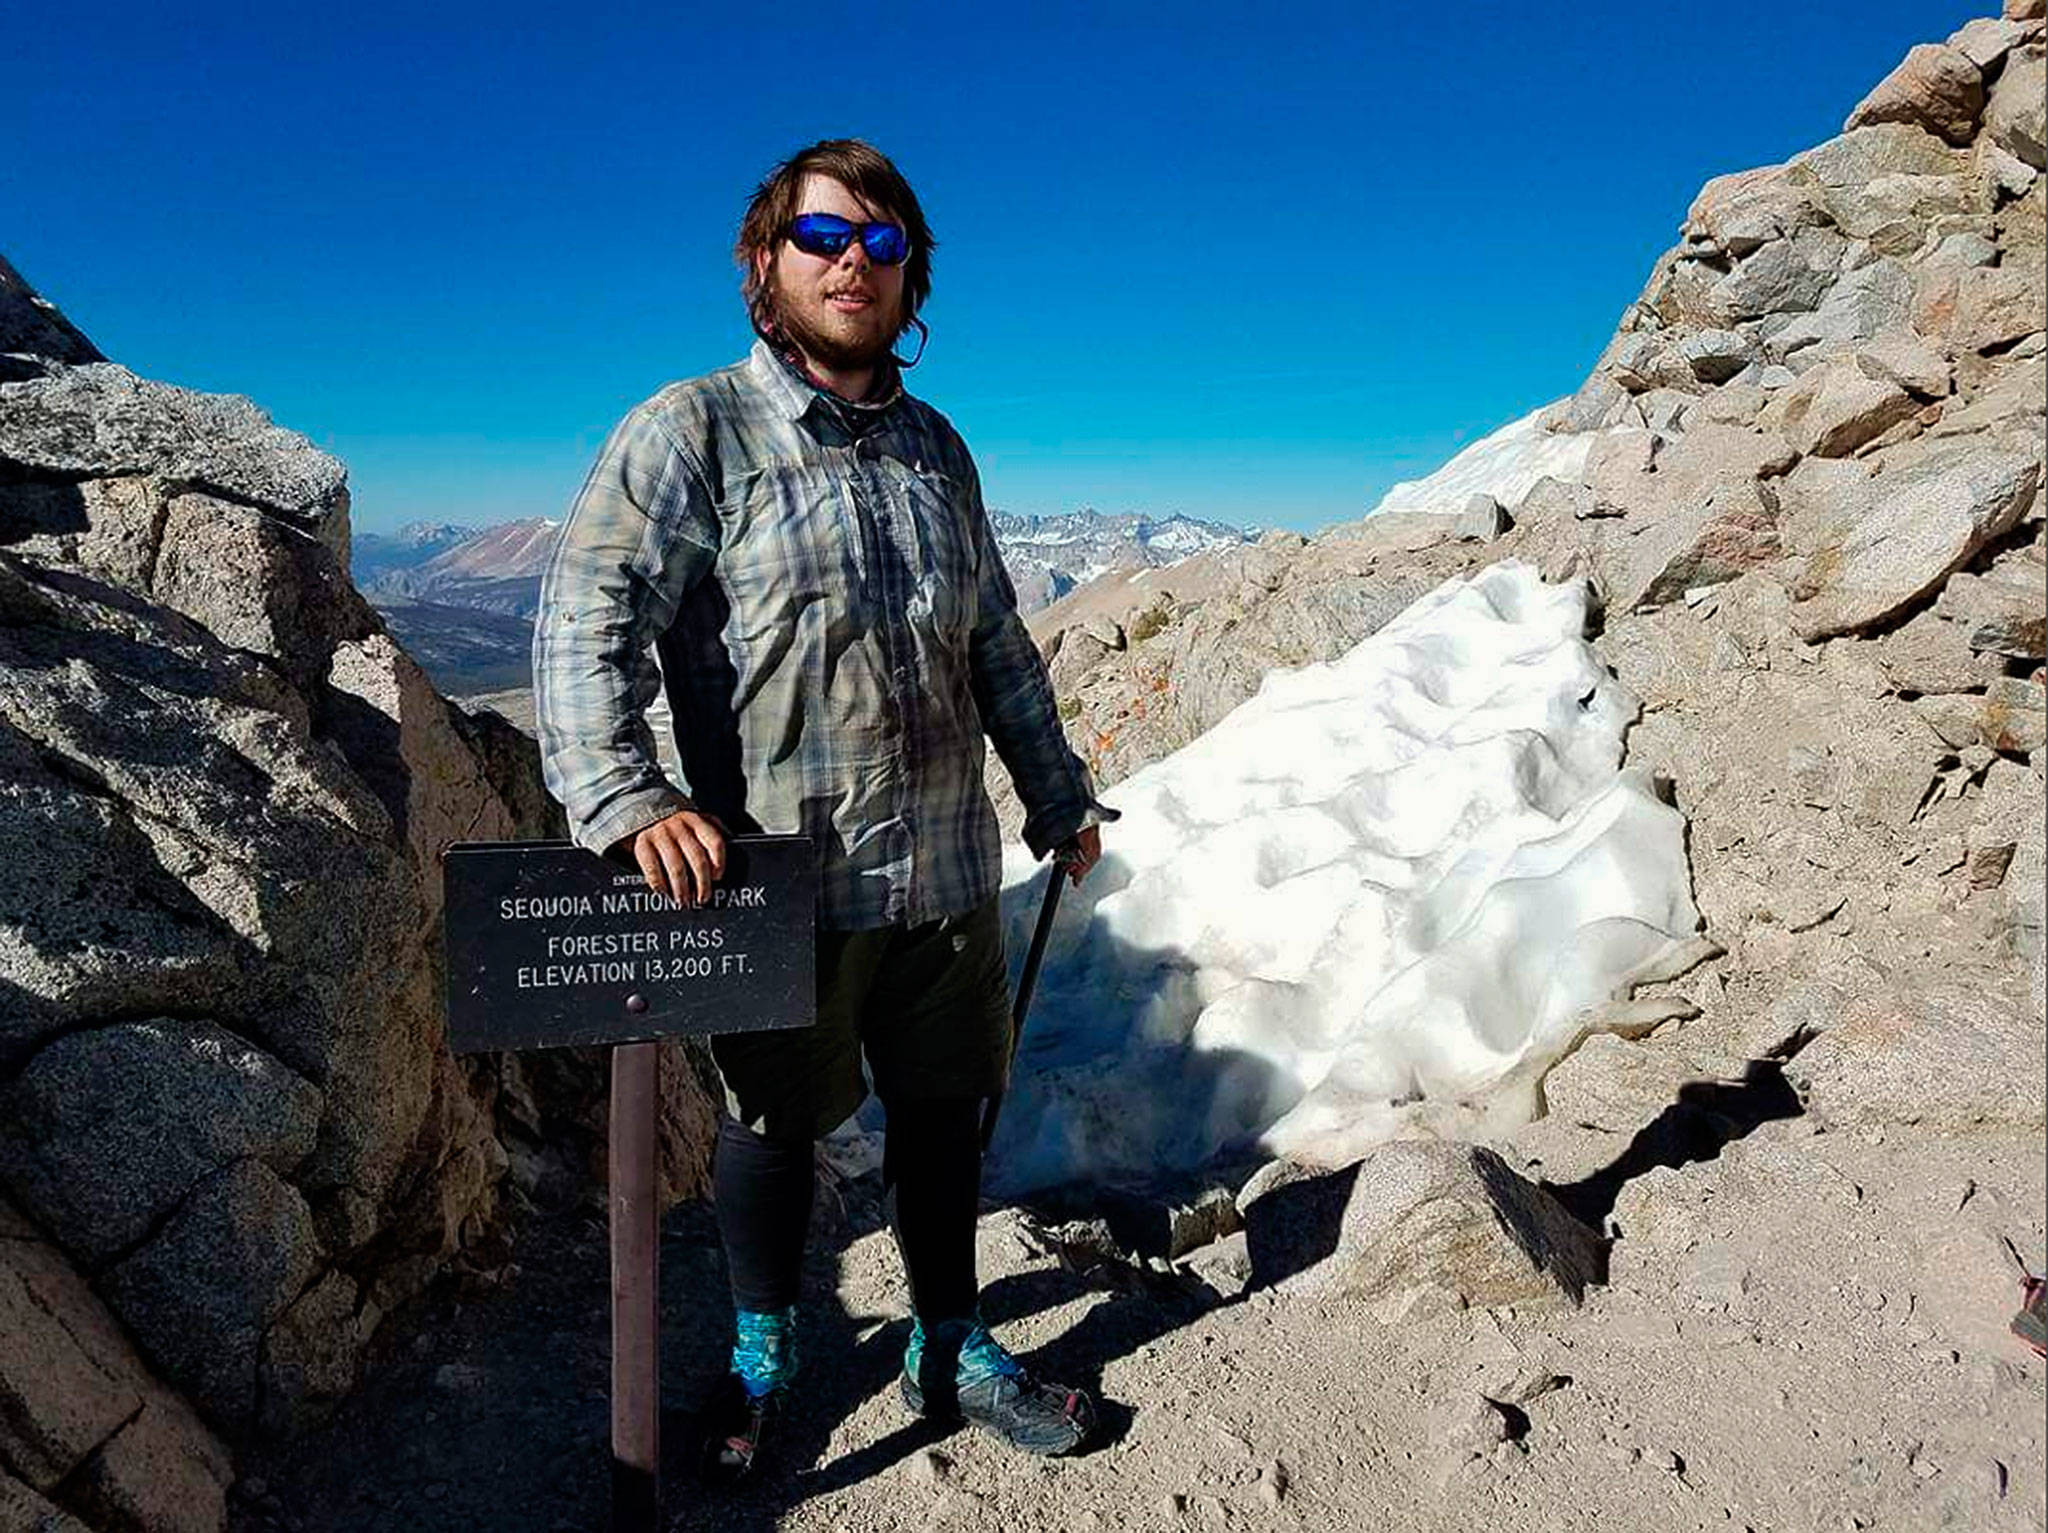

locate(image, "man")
(533, 138), (1113, 1480)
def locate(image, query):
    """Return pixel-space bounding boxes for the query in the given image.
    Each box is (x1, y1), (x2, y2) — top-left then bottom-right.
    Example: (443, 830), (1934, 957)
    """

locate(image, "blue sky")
(11, 0), (1984, 535)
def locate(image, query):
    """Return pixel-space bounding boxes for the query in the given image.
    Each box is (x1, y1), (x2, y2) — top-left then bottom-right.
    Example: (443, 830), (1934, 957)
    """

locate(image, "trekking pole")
(980, 844), (1077, 1151)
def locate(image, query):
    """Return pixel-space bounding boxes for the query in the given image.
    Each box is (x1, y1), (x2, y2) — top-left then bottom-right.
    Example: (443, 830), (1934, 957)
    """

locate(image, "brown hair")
(736, 139), (936, 347)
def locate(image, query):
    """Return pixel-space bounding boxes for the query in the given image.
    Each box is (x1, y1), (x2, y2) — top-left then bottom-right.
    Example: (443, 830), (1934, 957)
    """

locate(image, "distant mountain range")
(988, 510), (1260, 610)
(361, 508), (1260, 698)
(355, 519), (561, 617)
(350, 520), (477, 579)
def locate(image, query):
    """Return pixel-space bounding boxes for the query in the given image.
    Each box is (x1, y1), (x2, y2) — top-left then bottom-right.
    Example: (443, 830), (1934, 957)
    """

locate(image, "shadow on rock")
(1238, 1161), (1361, 1292)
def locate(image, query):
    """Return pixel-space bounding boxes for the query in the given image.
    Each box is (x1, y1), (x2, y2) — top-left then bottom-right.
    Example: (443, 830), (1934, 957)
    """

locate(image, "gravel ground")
(227, 1106), (2045, 1533)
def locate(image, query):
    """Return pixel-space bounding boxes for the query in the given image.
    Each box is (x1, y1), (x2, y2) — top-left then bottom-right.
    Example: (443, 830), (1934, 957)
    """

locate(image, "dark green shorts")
(710, 895), (1014, 1140)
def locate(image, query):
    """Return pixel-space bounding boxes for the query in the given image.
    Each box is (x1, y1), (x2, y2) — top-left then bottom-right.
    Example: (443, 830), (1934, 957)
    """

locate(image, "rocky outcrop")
(1506, 13), (2045, 1042)
(0, 255), (101, 370)
(1845, 43), (1988, 147)
(1, 1194), (232, 1533)
(1013, 15), (2044, 1041)
(0, 261), (723, 1527)
(1001, 16), (2045, 1419)
(1785, 441), (2037, 636)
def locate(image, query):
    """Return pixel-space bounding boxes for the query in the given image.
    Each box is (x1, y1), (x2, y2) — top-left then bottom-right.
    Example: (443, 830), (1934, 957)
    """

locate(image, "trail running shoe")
(700, 1306), (798, 1485)
(697, 1371), (786, 1485)
(900, 1318), (1096, 1457)
(2016, 1276), (2047, 1357)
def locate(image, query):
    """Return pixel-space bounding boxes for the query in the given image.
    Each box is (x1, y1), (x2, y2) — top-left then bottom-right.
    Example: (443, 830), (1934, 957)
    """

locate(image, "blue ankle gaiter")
(732, 1306), (799, 1398)
(905, 1314), (1023, 1387)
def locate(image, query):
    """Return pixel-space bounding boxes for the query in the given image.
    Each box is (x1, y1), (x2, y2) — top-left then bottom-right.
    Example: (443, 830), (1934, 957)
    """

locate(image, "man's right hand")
(618, 809), (728, 907)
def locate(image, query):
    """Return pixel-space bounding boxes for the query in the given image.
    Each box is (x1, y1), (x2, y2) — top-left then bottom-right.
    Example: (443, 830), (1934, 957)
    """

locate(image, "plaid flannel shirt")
(533, 340), (1110, 931)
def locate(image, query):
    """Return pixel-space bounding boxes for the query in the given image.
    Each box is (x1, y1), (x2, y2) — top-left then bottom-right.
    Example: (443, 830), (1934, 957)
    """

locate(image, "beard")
(761, 272), (902, 373)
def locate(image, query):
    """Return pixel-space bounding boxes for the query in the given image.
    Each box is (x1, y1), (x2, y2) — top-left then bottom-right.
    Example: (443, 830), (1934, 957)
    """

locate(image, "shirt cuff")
(580, 785), (698, 859)
(1023, 797), (1122, 862)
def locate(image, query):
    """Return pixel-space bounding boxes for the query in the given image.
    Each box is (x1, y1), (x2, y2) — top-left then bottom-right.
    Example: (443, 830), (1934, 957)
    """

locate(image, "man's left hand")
(1057, 824), (1102, 887)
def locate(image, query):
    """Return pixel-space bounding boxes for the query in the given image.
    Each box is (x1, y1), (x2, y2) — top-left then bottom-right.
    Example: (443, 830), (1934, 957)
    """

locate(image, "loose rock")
(1241, 1143), (1601, 1319)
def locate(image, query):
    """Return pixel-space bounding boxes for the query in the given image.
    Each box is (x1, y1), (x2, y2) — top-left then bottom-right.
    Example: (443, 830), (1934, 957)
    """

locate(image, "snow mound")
(989, 559), (1699, 1195)
(1368, 403), (1596, 519)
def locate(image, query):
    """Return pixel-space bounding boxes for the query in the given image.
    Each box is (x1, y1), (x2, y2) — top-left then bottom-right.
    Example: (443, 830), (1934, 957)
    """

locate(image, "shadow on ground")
(1547, 1058), (1805, 1234)
(226, 1175), (1245, 1533)
(215, 1031), (1810, 1529)
(229, 861), (1305, 1532)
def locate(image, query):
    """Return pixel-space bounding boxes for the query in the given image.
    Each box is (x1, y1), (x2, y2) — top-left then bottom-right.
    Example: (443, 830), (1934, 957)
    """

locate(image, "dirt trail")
(227, 1105), (2044, 1533)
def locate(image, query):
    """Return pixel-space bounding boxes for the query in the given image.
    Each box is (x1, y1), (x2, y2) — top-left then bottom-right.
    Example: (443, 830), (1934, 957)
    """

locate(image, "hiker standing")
(533, 138), (1112, 1479)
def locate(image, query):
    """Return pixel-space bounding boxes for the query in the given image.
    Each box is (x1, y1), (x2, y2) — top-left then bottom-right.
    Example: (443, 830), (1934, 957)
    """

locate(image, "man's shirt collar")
(745, 337), (905, 426)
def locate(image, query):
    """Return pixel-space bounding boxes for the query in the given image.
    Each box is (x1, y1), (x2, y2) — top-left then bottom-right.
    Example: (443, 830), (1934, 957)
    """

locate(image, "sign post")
(442, 835), (816, 1532)
(609, 1039), (659, 1525)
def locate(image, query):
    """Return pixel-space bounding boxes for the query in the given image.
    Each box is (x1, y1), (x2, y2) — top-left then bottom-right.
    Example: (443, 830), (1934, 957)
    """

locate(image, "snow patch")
(1369, 403), (1596, 520)
(987, 559), (1698, 1194)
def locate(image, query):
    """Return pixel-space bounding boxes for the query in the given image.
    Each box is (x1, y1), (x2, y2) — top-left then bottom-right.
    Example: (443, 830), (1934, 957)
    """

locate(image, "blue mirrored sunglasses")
(787, 213), (911, 266)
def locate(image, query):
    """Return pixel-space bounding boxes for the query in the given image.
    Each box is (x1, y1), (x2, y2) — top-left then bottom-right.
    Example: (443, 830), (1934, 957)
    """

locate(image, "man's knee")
(717, 1113), (815, 1156)
(880, 1093), (986, 1187)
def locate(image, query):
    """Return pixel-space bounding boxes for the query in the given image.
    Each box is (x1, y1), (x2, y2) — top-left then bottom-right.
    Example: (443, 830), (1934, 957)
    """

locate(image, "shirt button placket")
(856, 440), (918, 919)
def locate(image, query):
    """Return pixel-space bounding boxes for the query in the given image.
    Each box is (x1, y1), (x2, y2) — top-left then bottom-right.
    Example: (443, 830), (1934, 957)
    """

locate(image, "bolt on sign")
(441, 835), (817, 1053)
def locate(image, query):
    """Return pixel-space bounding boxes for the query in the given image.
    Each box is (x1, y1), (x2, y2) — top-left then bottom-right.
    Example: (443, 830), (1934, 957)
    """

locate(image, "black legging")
(714, 1096), (983, 1321)
(713, 1117), (814, 1314)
